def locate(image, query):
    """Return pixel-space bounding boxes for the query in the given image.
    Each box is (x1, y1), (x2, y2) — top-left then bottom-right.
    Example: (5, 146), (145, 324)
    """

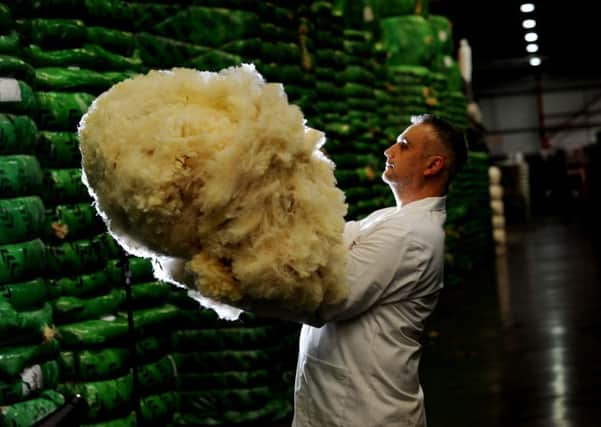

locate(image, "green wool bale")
(0, 239), (46, 284)
(0, 155), (43, 197)
(0, 114), (38, 155)
(0, 390), (65, 427)
(0, 277), (49, 310)
(16, 19), (87, 49)
(35, 91), (95, 131)
(380, 15), (434, 67)
(0, 339), (59, 378)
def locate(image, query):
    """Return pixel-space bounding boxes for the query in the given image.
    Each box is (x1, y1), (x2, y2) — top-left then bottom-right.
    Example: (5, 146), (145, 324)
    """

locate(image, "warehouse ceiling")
(429, 0), (601, 94)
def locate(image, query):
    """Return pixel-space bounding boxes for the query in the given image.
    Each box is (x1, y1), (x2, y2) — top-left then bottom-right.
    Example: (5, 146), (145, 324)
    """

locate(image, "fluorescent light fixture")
(522, 19), (536, 29)
(525, 32), (538, 42)
(526, 43), (539, 53)
(520, 3), (535, 13)
(530, 56), (541, 66)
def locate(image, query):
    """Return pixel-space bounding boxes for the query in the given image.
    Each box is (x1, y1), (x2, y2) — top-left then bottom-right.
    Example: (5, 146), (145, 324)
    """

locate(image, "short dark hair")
(411, 114), (468, 181)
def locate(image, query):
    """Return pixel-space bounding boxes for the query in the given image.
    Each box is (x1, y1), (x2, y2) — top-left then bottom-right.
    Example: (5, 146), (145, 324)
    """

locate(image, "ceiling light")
(522, 19), (536, 29)
(525, 32), (538, 42)
(520, 3), (535, 13)
(530, 57), (541, 66)
(526, 43), (539, 53)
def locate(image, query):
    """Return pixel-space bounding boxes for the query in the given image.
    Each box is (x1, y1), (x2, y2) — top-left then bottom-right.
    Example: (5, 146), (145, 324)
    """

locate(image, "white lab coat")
(292, 196), (447, 427)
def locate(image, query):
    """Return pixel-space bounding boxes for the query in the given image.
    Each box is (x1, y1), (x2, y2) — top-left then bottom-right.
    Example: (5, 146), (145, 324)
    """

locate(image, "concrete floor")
(421, 216), (601, 427)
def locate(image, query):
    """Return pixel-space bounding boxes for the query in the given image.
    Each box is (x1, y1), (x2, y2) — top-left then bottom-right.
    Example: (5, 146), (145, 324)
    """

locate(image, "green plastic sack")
(81, 412), (137, 427)
(85, 0), (178, 31)
(87, 26), (135, 56)
(0, 196), (45, 245)
(52, 288), (125, 324)
(0, 300), (53, 338)
(177, 369), (270, 390)
(137, 355), (177, 393)
(35, 91), (95, 131)
(45, 237), (109, 277)
(429, 15), (453, 56)
(132, 304), (180, 331)
(0, 4), (10, 30)
(179, 386), (272, 412)
(37, 131), (80, 167)
(172, 348), (276, 373)
(130, 281), (172, 307)
(0, 390), (65, 427)
(0, 277), (49, 310)
(0, 239), (46, 284)
(139, 392), (178, 425)
(45, 202), (103, 241)
(259, 42), (300, 64)
(171, 326), (279, 352)
(153, 7), (259, 48)
(0, 55), (36, 84)
(0, 32), (20, 55)
(0, 80), (37, 115)
(0, 155), (43, 197)
(24, 44), (143, 71)
(380, 16), (434, 67)
(47, 262), (120, 299)
(34, 67), (134, 92)
(260, 23), (297, 43)
(58, 373), (133, 421)
(135, 32), (211, 68)
(58, 316), (129, 348)
(58, 347), (130, 382)
(42, 168), (89, 204)
(0, 339), (59, 378)
(124, 257), (154, 283)
(0, 114), (38, 155)
(188, 50), (243, 72)
(220, 38), (262, 58)
(0, 360), (60, 405)
(16, 19), (87, 49)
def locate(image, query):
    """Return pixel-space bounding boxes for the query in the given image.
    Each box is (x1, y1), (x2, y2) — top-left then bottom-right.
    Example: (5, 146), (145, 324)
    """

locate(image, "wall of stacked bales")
(0, 0), (492, 425)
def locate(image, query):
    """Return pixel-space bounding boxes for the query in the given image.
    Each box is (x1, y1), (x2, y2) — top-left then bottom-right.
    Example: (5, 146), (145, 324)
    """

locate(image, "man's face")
(382, 123), (432, 188)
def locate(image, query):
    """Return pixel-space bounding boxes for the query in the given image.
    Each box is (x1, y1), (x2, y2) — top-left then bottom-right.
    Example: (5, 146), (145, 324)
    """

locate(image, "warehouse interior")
(1, 0), (600, 426)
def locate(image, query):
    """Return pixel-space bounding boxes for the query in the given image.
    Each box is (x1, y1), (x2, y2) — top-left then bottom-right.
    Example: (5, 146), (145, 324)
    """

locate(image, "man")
(291, 114), (467, 427)
(159, 114), (467, 426)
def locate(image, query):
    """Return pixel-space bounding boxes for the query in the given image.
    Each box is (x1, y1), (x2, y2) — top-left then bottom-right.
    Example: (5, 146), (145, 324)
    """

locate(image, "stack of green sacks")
(0, 3), (67, 425)
(445, 152), (493, 287)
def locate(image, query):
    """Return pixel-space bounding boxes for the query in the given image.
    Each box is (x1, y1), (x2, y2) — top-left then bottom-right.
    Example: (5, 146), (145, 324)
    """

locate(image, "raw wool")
(79, 64), (348, 314)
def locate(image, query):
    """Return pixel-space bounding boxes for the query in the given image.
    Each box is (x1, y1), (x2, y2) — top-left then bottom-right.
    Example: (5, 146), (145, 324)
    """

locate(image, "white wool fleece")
(79, 64), (349, 312)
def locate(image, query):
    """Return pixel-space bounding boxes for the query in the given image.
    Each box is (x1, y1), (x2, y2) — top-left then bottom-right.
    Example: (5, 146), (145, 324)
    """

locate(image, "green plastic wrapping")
(364, 0), (420, 18)
(58, 373), (133, 421)
(87, 26), (135, 56)
(0, 196), (45, 244)
(0, 301), (52, 339)
(41, 168), (89, 204)
(173, 348), (278, 372)
(0, 4), (10, 29)
(35, 91), (95, 130)
(0, 55), (35, 85)
(58, 347), (130, 381)
(16, 18), (87, 48)
(220, 38), (262, 58)
(24, 44), (143, 71)
(0, 277), (49, 310)
(0, 339), (59, 378)
(188, 50), (243, 72)
(45, 202), (103, 241)
(84, 0), (178, 31)
(137, 355), (177, 393)
(257, 63), (304, 84)
(47, 262), (120, 299)
(34, 67), (135, 92)
(52, 288), (125, 324)
(171, 326), (280, 352)
(429, 15), (453, 56)
(313, 48), (348, 68)
(0, 80), (36, 116)
(179, 387), (272, 413)
(57, 316), (129, 348)
(0, 114), (38, 155)
(135, 32), (210, 68)
(172, 398), (290, 426)
(123, 257), (153, 283)
(0, 390), (65, 427)
(37, 131), (80, 167)
(45, 237), (109, 277)
(0, 360), (60, 405)
(139, 392), (178, 425)
(380, 15), (434, 67)
(260, 22), (297, 42)
(94, 232), (121, 259)
(0, 155), (42, 197)
(82, 412), (137, 427)
(132, 304), (180, 331)
(259, 42), (299, 64)
(0, 32), (19, 55)
(0, 239), (46, 284)
(344, 82), (373, 98)
(177, 369), (270, 390)
(153, 7), (259, 48)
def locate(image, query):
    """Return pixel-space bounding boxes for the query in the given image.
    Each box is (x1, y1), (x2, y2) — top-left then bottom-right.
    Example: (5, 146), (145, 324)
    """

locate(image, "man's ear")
(424, 155), (445, 177)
